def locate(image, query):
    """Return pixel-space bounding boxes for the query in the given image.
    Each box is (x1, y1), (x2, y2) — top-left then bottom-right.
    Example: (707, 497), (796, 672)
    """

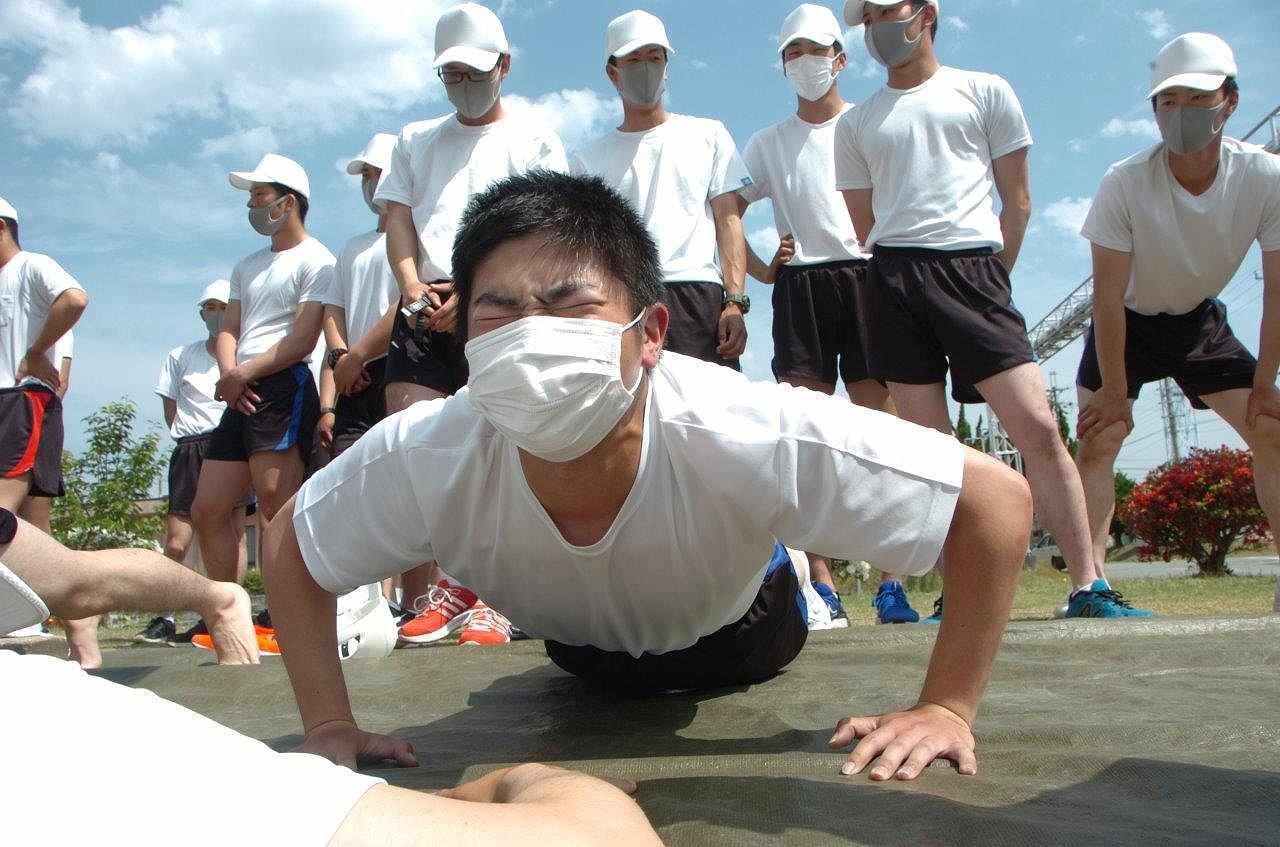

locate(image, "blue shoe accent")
(812, 582), (847, 623)
(873, 581), (919, 624)
(920, 594), (943, 625)
(1065, 579), (1154, 619)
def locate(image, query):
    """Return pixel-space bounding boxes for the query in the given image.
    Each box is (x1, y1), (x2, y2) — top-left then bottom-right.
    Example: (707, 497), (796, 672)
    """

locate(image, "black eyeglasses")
(437, 67), (497, 84)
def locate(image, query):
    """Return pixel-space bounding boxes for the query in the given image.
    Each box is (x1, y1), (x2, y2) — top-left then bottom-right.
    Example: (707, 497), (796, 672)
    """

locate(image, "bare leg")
(976, 363), (1101, 589)
(164, 512), (196, 564)
(1073, 386), (1133, 578)
(0, 514), (258, 664)
(17, 494), (51, 527)
(18, 492), (101, 663)
(401, 562), (441, 607)
(192, 459), (252, 584)
(0, 474), (32, 514)
(1201, 388), (1280, 561)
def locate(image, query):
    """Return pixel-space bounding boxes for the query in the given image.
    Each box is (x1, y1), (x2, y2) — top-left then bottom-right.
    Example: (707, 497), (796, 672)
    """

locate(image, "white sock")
(163, 614), (175, 623)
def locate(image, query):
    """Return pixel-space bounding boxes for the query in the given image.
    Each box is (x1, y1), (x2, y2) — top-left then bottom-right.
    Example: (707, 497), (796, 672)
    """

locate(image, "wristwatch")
(722, 291), (750, 315)
(326, 347), (348, 369)
(320, 405), (337, 416)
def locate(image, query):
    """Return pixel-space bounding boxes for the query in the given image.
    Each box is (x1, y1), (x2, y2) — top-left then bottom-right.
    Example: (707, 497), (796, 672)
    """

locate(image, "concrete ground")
(1106, 554), (1280, 579)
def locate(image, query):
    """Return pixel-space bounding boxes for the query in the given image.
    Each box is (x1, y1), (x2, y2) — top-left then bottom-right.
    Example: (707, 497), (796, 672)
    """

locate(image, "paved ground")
(1107, 555), (1280, 579)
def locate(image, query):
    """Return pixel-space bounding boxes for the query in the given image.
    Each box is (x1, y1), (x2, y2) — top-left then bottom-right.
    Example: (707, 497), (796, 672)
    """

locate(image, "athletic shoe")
(921, 594), (944, 625)
(387, 599), (416, 628)
(171, 620), (207, 644)
(1064, 580), (1154, 618)
(457, 603), (512, 646)
(134, 616), (176, 644)
(191, 629), (281, 656)
(812, 582), (850, 628)
(398, 581), (479, 644)
(873, 581), (920, 624)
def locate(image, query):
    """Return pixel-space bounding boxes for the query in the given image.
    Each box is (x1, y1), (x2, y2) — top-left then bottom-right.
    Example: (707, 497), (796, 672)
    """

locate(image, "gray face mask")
(446, 74), (502, 120)
(1156, 101), (1227, 155)
(616, 61), (666, 107)
(864, 6), (926, 69)
(361, 177), (380, 216)
(248, 195), (288, 237)
(203, 312), (223, 336)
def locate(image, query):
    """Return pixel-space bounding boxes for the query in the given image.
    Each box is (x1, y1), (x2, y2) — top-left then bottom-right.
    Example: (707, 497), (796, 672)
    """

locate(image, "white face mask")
(464, 310), (647, 463)
(784, 54), (837, 102)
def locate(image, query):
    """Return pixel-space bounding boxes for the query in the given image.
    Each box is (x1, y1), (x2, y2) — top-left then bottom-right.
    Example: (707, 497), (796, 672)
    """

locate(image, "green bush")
(241, 568), (264, 595)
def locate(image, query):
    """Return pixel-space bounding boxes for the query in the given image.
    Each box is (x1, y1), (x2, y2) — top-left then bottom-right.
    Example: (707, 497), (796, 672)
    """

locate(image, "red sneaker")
(398, 581), (479, 644)
(457, 602), (512, 646)
(191, 630), (279, 656)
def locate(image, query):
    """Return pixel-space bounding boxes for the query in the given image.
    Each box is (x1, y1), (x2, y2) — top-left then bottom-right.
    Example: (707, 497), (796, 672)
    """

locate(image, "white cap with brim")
(346, 133), (398, 175)
(780, 4), (844, 52)
(0, 561), (49, 635)
(0, 196), (16, 222)
(607, 10), (676, 59)
(1147, 32), (1237, 98)
(843, 0), (939, 27)
(434, 2), (508, 71)
(198, 279), (232, 307)
(228, 153), (311, 200)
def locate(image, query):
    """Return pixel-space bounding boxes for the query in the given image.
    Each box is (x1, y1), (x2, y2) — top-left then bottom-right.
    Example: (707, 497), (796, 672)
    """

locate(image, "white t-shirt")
(325, 230), (398, 360)
(53, 330), (73, 364)
(1081, 138), (1280, 316)
(155, 340), (224, 439)
(229, 237), (334, 366)
(572, 114), (754, 284)
(834, 66), (1033, 251)
(740, 108), (866, 265)
(374, 113), (568, 282)
(0, 251), (85, 389)
(294, 352), (962, 657)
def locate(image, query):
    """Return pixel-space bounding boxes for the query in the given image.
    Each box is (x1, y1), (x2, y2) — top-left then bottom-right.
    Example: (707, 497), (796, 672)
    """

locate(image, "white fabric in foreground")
(0, 560), (48, 634)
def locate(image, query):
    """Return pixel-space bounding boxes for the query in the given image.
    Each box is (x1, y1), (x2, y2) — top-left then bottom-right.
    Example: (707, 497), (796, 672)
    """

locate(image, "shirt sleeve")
(293, 413), (436, 594)
(30, 255), (84, 311)
(983, 74), (1034, 160)
(1257, 154), (1280, 252)
(155, 347), (182, 400)
(833, 108), (872, 191)
(1080, 168), (1134, 253)
(707, 121), (754, 200)
(530, 131), (570, 173)
(53, 330), (73, 361)
(325, 246), (353, 309)
(737, 131), (769, 204)
(373, 129), (415, 209)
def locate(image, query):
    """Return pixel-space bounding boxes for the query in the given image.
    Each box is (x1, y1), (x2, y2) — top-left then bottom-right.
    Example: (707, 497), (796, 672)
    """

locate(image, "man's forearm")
(239, 328), (318, 382)
(319, 364), (337, 409)
(744, 243), (773, 284)
(30, 290), (87, 356)
(352, 305), (396, 363)
(1093, 297), (1129, 393)
(997, 206), (1030, 273)
(385, 205), (421, 296)
(1256, 264), (1279, 386)
(712, 200), (747, 296)
(214, 331), (239, 377)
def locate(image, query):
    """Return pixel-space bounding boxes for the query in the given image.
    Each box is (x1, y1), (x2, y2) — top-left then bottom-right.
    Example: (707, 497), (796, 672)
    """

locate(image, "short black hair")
(1149, 76), (1238, 111)
(451, 170), (664, 342)
(0, 217), (17, 248)
(267, 182), (309, 223)
(607, 47), (668, 66)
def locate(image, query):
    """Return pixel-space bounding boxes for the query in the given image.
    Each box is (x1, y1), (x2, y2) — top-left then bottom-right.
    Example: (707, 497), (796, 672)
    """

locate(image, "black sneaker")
(387, 599), (416, 628)
(135, 616), (176, 644)
(171, 620), (207, 644)
(254, 608), (272, 629)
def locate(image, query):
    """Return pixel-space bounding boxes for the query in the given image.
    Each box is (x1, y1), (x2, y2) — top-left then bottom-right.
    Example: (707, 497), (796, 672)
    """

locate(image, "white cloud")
(689, 58), (710, 70)
(1100, 117), (1159, 139)
(1067, 138), (1087, 154)
(199, 127), (280, 162)
(949, 17), (971, 32)
(747, 225), (780, 261)
(1042, 197), (1093, 235)
(842, 26), (881, 79)
(5, 0), (449, 147)
(505, 88), (622, 150)
(1137, 9), (1171, 40)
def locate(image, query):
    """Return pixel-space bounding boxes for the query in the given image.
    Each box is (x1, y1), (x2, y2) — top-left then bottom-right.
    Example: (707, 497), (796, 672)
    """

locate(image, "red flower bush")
(1120, 447), (1270, 575)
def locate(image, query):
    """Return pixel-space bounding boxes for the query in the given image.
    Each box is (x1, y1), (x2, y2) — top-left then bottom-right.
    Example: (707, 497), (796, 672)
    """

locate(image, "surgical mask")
(465, 310), (647, 462)
(361, 177), (380, 216)
(248, 195), (288, 237)
(864, 6), (925, 69)
(446, 74), (502, 120)
(203, 312), (223, 336)
(785, 54), (837, 102)
(1156, 101), (1227, 155)
(616, 61), (665, 107)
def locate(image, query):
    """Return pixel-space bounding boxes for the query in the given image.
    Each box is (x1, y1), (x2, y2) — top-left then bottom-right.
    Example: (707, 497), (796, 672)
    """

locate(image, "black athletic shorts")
(864, 247), (1036, 401)
(544, 544), (808, 695)
(772, 259), (878, 387)
(167, 433), (254, 515)
(333, 356), (388, 457)
(0, 384), (64, 497)
(1076, 299), (1256, 410)
(384, 307), (468, 396)
(205, 364), (319, 462)
(661, 281), (741, 371)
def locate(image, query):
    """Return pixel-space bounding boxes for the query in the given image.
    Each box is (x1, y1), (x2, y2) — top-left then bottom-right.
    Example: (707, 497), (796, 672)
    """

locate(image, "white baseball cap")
(228, 153), (311, 200)
(843, 0), (939, 27)
(780, 4), (844, 52)
(346, 132), (398, 175)
(0, 195), (16, 221)
(607, 10), (676, 59)
(198, 279), (231, 307)
(434, 3), (508, 71)
(1148, 32), (1237, 98)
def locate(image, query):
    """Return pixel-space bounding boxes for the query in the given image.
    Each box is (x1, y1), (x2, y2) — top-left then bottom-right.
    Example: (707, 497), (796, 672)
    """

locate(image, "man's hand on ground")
(298, 720), (418, 771)
(717, 306), (747, 358)
(830, 702), (977, 781)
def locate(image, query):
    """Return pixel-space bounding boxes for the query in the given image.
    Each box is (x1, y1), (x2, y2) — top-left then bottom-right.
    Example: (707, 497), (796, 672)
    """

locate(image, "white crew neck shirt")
(229, 237), (334, 366)
(374, 113), (568, 282)
(834, 66), (1033, 251)
(0, 251), (85, 389)
(155, 340), (225, 439)
(53, 330), (73, 365)
(294, 352), (962, 657)
(741, 107), (866, 266)
(572, 114), (754, 285)
(1081, 137), (1280, 316)
(325, 230), (398, 360)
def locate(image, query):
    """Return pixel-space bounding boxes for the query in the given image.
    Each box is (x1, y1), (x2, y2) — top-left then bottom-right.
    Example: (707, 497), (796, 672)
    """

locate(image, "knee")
(163, 541), (188, 562)
(190, 497), (225, 533)
(1246, 416), (1280, 458)
(1078, 422), (1127, 465)
(1020, 413), (1070, 460)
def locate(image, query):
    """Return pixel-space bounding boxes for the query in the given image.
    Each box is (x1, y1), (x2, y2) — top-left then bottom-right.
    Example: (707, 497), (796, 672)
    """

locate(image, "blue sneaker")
(873, 581), (919, 624)
(1065, 580), (1154, 618)
(812, 582), (849, 627)
(921, 594), (943, 625)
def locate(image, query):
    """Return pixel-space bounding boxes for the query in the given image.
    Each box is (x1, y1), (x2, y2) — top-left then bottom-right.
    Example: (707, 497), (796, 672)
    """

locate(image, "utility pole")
(1159, 378), (1182, 462)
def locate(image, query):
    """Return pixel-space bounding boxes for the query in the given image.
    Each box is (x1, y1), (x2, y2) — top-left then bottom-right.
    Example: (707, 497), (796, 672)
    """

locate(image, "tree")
(955, 404), (973, 445)
(1047, 389), (1079, 456)
(972, 414), (987, 451)
(1119, 447), (1270, 576)
(1110, 471), (1136, 549)
(52, 399), (166, 551)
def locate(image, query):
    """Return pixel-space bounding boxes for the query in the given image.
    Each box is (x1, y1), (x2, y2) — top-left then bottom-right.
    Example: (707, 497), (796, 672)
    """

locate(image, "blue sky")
(2, 0), (1277, 482)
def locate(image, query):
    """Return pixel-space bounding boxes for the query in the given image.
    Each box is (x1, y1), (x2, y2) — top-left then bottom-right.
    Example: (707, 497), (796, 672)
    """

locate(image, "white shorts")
(0, 651), (384, 845)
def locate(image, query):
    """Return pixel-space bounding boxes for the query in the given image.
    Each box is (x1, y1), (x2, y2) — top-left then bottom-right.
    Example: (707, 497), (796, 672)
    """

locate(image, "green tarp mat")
(98, 616), (1280, 845)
